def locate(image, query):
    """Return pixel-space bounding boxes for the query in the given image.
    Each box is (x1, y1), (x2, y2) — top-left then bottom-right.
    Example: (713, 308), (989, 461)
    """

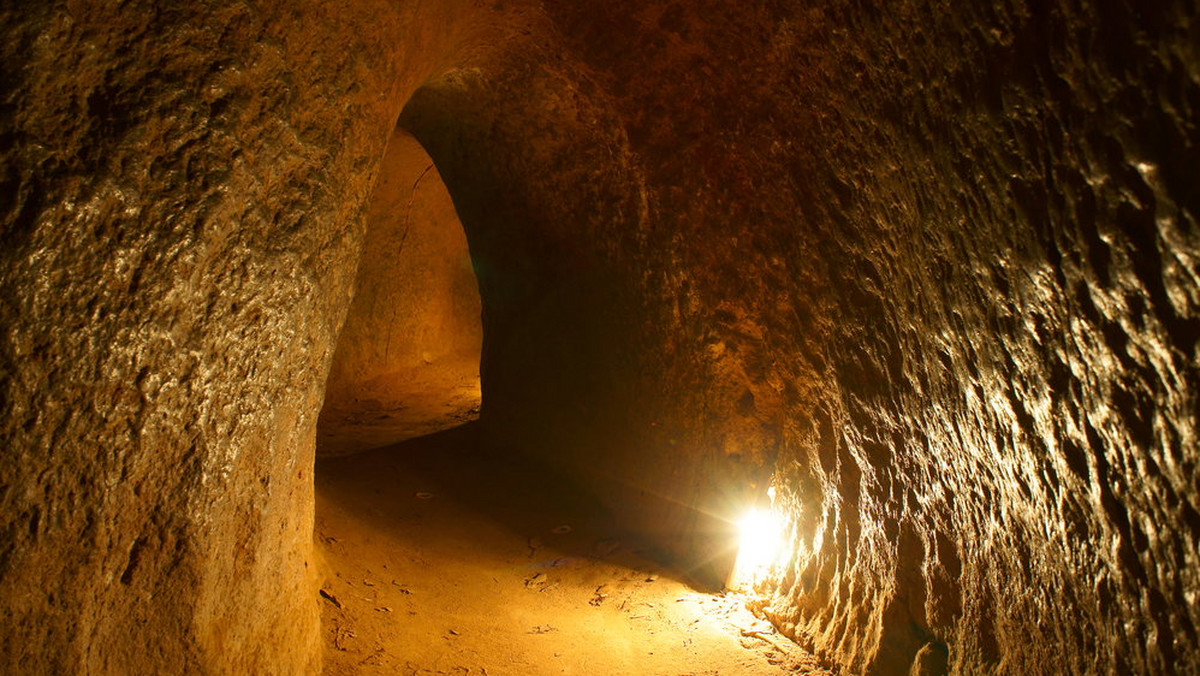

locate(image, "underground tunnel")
(312, 108), (807, 674)
(1, 1), (1198, 675)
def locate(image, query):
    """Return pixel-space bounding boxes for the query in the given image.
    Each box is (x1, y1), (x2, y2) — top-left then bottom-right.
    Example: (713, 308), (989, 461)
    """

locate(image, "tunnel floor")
(314, 425), (827, 675)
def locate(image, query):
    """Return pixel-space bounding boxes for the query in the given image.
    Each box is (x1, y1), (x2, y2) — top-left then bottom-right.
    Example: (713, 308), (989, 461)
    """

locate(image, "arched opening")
(309, 101), (799, 672)
(316, 128), (483, 456)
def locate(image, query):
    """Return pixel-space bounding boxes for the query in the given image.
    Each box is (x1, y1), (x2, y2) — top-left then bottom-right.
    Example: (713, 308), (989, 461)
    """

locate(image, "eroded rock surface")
(404, 2), (1199, 673)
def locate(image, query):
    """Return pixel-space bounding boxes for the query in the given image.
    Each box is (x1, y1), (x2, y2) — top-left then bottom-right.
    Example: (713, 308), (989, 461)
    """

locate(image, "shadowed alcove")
(317, 127), (483, 456)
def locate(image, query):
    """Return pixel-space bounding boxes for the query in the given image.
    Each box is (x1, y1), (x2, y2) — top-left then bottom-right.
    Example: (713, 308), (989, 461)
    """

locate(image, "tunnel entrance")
(310, 128), (824, 674)
(317, 129), (484, 456)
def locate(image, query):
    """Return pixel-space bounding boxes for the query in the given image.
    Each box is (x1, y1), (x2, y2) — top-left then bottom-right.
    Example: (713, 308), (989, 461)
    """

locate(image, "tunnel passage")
(317, 128), (483, 456)
(1, 1), (1197, 675)
(309, 111), (798, 675)
(310, 76), (792, 672)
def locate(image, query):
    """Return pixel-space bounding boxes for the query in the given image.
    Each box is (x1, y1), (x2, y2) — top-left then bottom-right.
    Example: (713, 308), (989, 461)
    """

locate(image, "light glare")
(728, 507), (785, 592)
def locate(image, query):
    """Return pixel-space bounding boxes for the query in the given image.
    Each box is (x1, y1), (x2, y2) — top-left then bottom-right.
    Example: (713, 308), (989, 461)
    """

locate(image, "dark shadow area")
(317, 422), (690, 584)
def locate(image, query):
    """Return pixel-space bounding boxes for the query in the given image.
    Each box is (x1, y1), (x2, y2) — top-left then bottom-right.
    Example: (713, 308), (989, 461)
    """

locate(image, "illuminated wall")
(318, 129), (482, 456)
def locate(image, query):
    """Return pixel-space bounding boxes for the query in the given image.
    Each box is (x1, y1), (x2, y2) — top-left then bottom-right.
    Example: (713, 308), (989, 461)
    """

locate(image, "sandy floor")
(314, 425), (828, 676)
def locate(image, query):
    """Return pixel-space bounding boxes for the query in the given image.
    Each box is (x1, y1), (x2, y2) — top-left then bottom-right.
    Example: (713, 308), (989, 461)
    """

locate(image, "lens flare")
(728, 507), (785, 592)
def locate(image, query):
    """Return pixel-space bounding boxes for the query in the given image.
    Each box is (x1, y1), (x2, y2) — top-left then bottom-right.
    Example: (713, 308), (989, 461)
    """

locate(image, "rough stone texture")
(317, 129), (481, 456)
(1, 0), (1196, 674)
(404, 1), (1199, 673)
(549, 2), (1197, 674)
(0, 1), (526, 673)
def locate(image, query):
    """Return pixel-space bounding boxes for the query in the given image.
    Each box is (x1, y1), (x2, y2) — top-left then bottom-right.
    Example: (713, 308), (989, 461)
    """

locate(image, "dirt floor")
(314, 425), (829, 675)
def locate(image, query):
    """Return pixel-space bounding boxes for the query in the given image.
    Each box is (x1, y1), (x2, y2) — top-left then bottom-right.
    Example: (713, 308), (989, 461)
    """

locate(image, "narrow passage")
(315, 426), (827, 675)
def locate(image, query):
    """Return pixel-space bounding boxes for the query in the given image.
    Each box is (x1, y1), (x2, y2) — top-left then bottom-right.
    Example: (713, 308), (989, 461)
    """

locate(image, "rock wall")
(543, 1), (1198, 674)
(404, 1), (1199, 673)
(317, 129), (482, 456)
(720, 3), (1200, 673)
(0, 0), (525, 672)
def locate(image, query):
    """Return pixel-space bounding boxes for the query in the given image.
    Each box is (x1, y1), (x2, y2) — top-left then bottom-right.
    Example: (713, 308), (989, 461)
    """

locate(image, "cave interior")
(0, 1), (1197, 675)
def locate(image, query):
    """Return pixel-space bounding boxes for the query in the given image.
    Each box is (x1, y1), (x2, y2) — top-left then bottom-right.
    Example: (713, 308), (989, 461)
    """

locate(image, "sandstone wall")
(0, 0), (522, 672)
(317, 129), (482, 456)
(405, 1), (1199, 673)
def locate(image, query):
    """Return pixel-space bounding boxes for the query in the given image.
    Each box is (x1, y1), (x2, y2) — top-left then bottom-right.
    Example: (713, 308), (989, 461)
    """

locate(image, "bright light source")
(728, 507), (786, 592)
